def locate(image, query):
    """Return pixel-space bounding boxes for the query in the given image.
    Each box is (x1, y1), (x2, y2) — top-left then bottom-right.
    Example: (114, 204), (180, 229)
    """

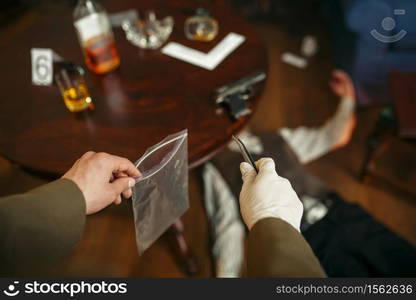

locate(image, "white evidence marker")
(301, 35), (319, 58)
(281, 52), (308, 69)
(31, 48), (54, 86)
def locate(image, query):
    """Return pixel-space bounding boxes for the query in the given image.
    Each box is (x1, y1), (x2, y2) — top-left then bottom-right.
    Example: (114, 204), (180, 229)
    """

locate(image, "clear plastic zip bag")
(132, 129), (189, 254)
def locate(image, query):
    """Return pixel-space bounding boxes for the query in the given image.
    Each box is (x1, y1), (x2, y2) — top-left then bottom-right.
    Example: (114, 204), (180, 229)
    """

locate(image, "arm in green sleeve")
(247, 217), (326, 277)
(0, 178), (86, 275)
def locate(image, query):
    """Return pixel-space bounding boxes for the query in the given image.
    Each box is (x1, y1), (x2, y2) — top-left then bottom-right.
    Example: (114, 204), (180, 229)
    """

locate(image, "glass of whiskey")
(184, 8), (219, 42)
(55, 65), (94, 112)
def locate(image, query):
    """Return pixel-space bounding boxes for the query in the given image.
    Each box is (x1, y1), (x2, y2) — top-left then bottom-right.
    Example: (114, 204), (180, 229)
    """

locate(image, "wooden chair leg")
(360, 137), (378, 182)
(360, 106), (396, 181)
(167, 219), (198, 276)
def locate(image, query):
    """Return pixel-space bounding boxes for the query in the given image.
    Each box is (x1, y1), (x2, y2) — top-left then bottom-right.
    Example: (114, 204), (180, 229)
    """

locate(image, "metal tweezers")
(232, 135), (259, 173)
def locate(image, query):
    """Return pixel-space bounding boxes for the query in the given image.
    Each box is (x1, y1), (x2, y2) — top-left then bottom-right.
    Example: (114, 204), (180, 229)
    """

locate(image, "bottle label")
(74, 12), (110, 43)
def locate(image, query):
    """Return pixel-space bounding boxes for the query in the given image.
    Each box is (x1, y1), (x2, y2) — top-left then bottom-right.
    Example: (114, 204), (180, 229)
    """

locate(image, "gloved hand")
(239, 158), (303, 231)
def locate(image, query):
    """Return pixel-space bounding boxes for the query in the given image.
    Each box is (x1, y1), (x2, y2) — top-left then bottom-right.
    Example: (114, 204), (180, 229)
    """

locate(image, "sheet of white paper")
(207, 33), (246, 68)
(162, 43), (210, 69)
(161, 33), (245, 70)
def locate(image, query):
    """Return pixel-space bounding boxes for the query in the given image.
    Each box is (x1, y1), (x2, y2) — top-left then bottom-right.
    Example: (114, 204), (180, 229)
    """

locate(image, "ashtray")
(122, 11), (174, 50)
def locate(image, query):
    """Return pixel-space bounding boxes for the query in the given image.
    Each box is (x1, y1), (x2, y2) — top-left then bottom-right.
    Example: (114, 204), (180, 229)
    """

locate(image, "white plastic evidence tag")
(161, 33), (245, 70)
(281, 52), (308, 69)
(31, 48), (53, 86)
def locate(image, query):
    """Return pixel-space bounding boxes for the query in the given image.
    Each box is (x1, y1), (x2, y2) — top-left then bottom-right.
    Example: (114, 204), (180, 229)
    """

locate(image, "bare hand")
(329, 70), (355, 100)
(62, 151), (140, 215)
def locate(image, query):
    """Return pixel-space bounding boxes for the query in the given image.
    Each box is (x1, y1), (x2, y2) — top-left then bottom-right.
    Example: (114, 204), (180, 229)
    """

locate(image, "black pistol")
(214, 71), (266, 119)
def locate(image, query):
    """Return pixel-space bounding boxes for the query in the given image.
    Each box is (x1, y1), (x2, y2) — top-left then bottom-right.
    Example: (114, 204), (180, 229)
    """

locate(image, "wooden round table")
(0, 0), (267, 175)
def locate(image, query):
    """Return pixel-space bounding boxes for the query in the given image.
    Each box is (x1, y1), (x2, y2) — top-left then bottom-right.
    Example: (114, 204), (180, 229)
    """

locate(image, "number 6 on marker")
(31, 48), (53, 86)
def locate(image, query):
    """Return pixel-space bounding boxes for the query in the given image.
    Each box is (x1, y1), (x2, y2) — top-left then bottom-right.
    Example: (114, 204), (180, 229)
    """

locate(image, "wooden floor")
(1, 5), (415, 277)
(250, 22), (416, 249)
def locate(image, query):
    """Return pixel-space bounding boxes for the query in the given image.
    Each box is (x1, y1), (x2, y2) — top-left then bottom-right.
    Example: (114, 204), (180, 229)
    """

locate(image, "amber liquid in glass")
(62, 83), (93, 112)
(185, 18), (218, 42)
(192, 30), (217, 42)
(83, 34), (120, 74)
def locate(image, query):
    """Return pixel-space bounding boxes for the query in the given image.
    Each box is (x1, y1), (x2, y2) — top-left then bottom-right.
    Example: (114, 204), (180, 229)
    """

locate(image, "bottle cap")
(195, 7), (210, 17)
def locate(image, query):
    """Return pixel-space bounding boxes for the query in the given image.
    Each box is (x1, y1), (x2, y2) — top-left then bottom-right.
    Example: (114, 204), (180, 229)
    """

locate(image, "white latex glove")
(239, 158), (303, 231)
